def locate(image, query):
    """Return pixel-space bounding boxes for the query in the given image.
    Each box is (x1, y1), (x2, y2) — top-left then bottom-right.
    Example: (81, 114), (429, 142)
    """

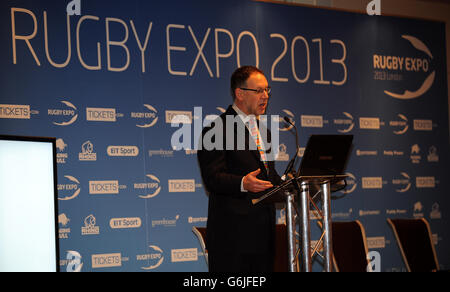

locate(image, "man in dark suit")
(197, 66), (281, 272)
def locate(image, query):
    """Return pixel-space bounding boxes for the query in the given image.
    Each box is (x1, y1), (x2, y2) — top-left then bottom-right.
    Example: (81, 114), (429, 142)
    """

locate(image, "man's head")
(231, 66), (271, 117)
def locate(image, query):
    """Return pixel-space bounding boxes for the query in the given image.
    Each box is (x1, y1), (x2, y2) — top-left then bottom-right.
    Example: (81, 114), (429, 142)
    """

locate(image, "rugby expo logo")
(132, 104), (158, 128)
(334, 112), (354, 133)
(138, 245), (164, 270)
(278, 109), (295, 132)
(340, 172), (357, 194)
(390, 114), (409, 135)
(392, 172), (411, 193)
(48, 100), (78, 126)
(373, 35), (435, 100)
(58, 175), (81, 201)
(135, 174), (161, 199)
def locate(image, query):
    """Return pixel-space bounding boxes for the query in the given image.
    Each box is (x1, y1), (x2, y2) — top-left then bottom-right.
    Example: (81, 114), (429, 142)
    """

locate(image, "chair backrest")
(387, 218), (439, 272)
(192, 226), (208, 266)
(332, 220), (370, 272)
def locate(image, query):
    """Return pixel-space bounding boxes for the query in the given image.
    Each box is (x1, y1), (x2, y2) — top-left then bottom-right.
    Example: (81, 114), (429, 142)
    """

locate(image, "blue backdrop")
(0, 0), (448, 272)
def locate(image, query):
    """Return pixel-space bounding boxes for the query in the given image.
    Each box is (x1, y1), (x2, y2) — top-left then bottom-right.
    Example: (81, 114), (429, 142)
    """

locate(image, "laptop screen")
(298, 135), (353, 176)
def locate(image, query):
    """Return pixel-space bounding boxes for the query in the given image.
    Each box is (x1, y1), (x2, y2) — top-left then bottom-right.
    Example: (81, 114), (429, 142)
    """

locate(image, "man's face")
(237, 72), (270, 117)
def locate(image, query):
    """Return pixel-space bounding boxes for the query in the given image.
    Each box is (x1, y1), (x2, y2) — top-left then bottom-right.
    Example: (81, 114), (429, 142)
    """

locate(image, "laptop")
(297, 135), (353, 177)
(252, 134), (353, 205)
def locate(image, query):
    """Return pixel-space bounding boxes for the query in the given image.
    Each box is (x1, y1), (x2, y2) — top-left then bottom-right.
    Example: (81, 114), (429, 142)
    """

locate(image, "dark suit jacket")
(197, 105), (281, 254)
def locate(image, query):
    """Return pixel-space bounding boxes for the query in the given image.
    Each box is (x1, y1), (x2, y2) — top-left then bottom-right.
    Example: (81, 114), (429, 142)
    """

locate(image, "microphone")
(281, 116), (300, 181)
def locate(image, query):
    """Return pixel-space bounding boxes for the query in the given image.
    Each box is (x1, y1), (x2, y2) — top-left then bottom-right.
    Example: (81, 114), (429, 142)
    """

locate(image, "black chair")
(387, 218), (439, 272)
(332, 220), (371, 272)
(192, 226), (208, 266)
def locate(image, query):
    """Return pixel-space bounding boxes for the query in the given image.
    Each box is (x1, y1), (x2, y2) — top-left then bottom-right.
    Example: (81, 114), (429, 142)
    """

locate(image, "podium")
(252, 174), (347, 272)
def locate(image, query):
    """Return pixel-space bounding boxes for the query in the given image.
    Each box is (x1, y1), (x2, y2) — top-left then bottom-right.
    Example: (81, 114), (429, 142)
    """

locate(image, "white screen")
(0, 139), (57, 272)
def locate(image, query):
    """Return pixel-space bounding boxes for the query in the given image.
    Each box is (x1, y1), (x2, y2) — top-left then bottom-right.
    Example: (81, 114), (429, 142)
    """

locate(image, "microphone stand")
(255, 120), (348, 272)
(282, 116), (300, 180)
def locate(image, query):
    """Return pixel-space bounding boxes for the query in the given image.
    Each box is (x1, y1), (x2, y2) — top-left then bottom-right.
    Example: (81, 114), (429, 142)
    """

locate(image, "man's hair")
(230, 66), (265, 100)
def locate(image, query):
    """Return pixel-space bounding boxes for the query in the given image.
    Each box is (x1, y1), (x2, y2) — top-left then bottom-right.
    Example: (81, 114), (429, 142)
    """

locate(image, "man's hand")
(243, 169), (273, 193)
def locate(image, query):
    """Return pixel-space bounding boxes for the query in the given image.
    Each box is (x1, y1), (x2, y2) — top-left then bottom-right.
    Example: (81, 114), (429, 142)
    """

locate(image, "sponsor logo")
(56, 138), (69, 164)
(301, 115), (323, 128)
(81, 214), (100, 235)
(383, 149), (404, 157)
(133, 104), (158, 128)
(166, 110), (193, 124)
(416, 177), (435, 188)
(168, 179), (196, 193)
(367, 237), (386, 249)
(413, 119), (433, 131)
(359, 209), (381, 216)
(58, 175), (81, 201)
(148, 149), (174, 158)
(89, 180), (121, 195)
(377, 35), (435, 100)
(392, 172), (411, 193)
(334, 112), (354, 133)
(152, 215), (180, 228)
(430, 203), (441, 219)
(58, 213), (71, 239)
(427, 146), (439, 162)
(297, 147), (305, 158)
(139, 245), (164, 270)
(410, 144), (421, 163)
(135, 174), (161, 199)
(188, 216), (207, 224)
(49, 101), (78, 126)
(171, 248), (198, 263)
(359, 117), (380, 130)
(86, 107), (117, 122)
(107, 146), (139, 157)
(332, 208), (353, 219)
(276, 144), (289, 161)
(356, 149), (378, 156)
(362, 177), (383, 189)
(0, 104), (30, 119)
(386, 209), (407, 215)
(390, 114), (409, 135)
(413, 202), (424, 218)
(279, 109), (295, 131)
(79, 141), (97, 161)
(56, 138), (68, 152)
(110, 217), (142, 229)
(341, 173), (357, 194)
(92, 253), (122, 269)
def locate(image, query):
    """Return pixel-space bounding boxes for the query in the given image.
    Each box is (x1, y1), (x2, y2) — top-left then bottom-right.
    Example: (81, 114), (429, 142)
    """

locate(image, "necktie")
(248, 117), (269, 173)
